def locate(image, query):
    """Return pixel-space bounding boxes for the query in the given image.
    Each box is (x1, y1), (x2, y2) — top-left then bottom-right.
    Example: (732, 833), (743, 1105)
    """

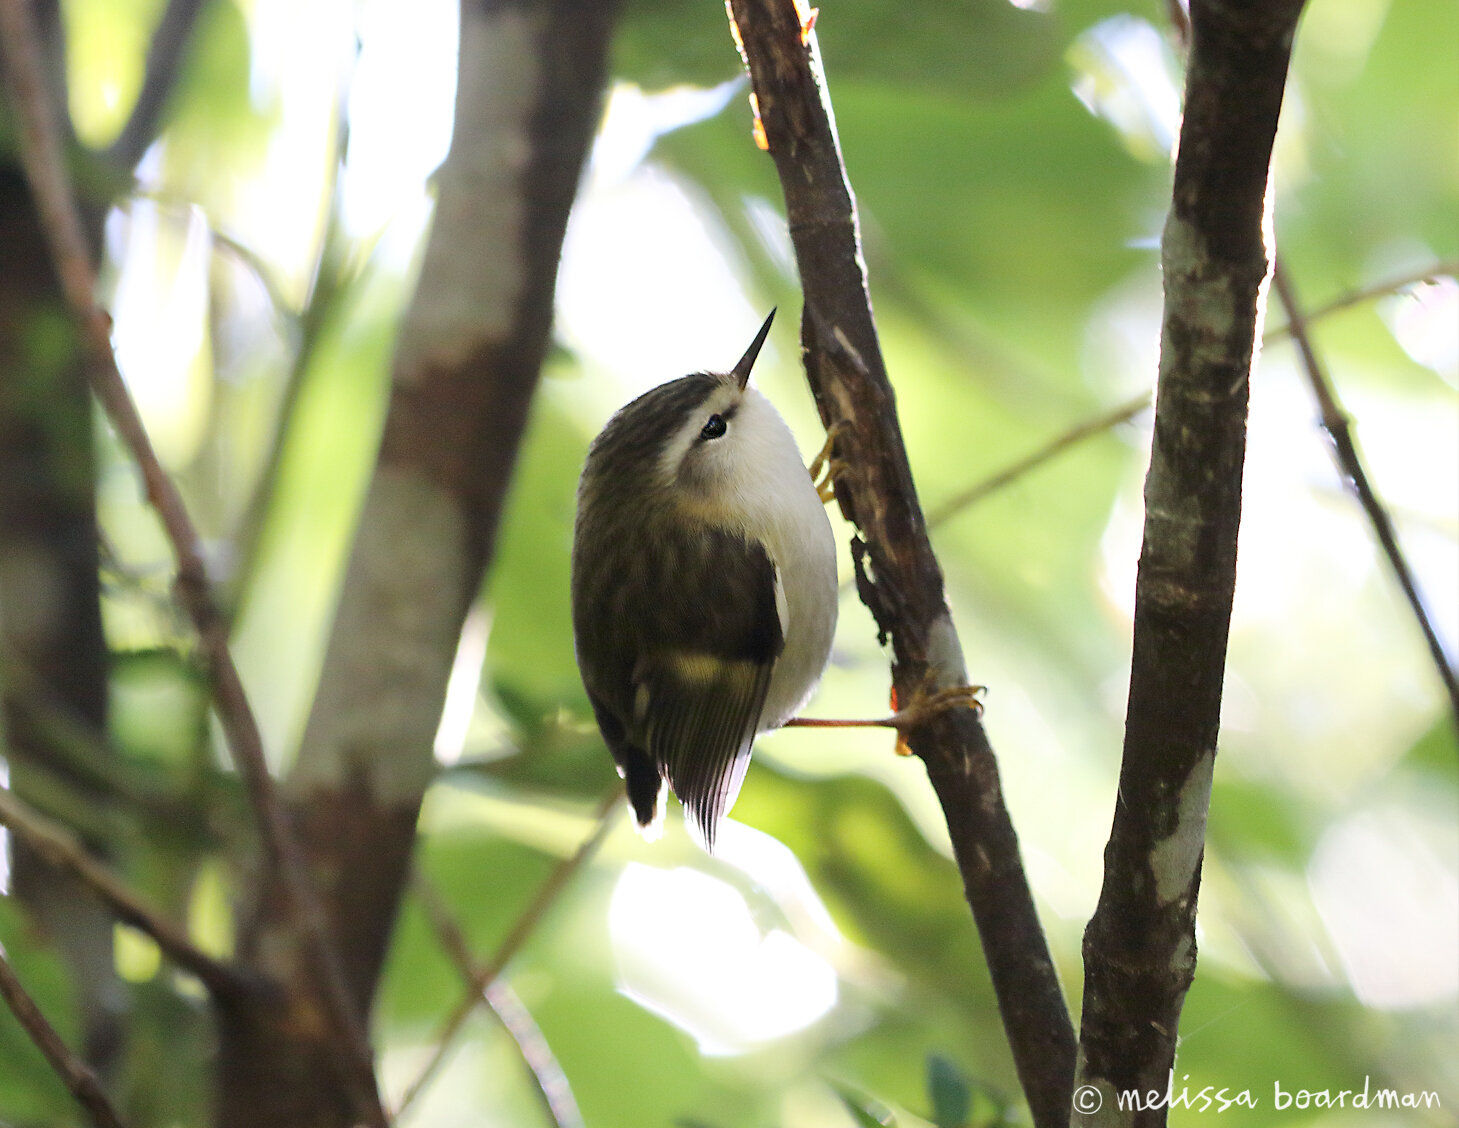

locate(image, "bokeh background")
(1, 0), (1455, 1124)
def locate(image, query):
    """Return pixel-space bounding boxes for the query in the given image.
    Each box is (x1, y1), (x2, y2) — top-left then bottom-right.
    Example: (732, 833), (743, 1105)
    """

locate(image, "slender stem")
(926, 394), (1152, 530)
(1272, 258), (1459, 733)
(393, 790), (619, 1119)
(1266, 260), (1459, 342)
(915, 258), (1456, 541)
(907, 258), (1457, 548)
(0, 4), (385, 1121)
(413, 875), (586, 1128)
(784, 716), (900, 728)
(0, 950), (128, 1128)
(481, 981), (585, 1128)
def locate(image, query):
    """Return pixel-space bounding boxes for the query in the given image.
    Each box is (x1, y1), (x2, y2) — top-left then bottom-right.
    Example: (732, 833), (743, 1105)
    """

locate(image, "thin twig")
(0, 4), (385, 1122)
(0, 950), (127, 1128)
(913, 258), (1458, 547)
(482, 981), (584, 1128)
(393, 790), (620, 1119)
(0, 787), (242, 996)
(1265, 259), (1459, 342)
(1272, 258), (1459, 732)
(832, 394), (1150, 597)
(926, 394), (1151, 530)
(413, 875), (586, 1128)
(917, 262), (1455, 543)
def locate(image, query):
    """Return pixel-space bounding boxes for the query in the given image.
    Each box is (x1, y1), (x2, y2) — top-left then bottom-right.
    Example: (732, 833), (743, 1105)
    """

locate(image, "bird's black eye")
(699, 414), (728, 441)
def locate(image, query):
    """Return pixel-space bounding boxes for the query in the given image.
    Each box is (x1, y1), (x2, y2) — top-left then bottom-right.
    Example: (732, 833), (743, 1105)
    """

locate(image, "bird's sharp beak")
(730, 308), (776, 390)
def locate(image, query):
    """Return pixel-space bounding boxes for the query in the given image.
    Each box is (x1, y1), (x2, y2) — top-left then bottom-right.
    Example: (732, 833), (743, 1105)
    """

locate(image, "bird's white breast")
(719, 389), (838, 729)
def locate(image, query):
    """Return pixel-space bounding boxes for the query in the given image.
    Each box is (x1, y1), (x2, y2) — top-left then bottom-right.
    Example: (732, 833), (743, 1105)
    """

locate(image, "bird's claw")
(888, 681), (986, 755)
(809, 421), (851, 505)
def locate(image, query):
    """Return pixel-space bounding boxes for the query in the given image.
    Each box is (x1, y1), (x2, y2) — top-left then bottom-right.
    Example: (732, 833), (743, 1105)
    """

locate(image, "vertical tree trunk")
(1075, 2), (1306, 1121)
(216, 2), (620, 1124)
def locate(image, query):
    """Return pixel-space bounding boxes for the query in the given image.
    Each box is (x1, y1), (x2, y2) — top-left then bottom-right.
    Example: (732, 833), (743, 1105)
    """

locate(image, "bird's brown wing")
(637, 650), (773, 850)
(573, 522), (783, 850)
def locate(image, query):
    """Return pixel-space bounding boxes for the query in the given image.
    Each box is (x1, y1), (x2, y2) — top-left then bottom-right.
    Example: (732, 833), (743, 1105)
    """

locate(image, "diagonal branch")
(1272, 258), (1459, 734)
(1265, 259), (1459, 342)
(412, 873), (585, 1128)
(1076, 0), (1306, 1117)
(918, 258), (1459, 552)
(103, 0), (207, 171)
(0, 950), (127, 1128)
(0, 786), (241, 995)
(926, 394), (1152, 531)
(393, 789), (619, 1119)
(0, 3), (385, 1121)
(725, 3), (1075, 1124)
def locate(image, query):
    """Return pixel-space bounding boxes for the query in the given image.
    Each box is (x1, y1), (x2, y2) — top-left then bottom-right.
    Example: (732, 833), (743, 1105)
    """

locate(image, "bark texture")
(1075, 1), (1306, 1122)
(218, 2), (619, 1124)
(726, 3), (1075, 1124)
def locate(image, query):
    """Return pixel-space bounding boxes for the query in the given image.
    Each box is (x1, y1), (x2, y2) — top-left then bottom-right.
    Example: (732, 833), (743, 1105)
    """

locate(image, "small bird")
(571, 310), (837, 850)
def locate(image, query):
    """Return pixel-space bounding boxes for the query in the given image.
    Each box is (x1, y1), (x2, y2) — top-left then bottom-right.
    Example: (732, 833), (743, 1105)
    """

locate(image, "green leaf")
(834, 1084), (897, 1128)
(927, 1054), (971, 1128)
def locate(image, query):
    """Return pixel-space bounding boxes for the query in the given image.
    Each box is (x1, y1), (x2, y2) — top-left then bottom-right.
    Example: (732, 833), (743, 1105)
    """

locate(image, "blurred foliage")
(1, 0), (1456, 1125)
(0, 899), (83, 1125)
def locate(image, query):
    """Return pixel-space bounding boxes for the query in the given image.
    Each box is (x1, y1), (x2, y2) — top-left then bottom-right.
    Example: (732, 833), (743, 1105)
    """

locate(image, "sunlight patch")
(608, 860), (837, 1055)
(1309, 808), (1459, 1009)
(1068, 15), (1180, 163)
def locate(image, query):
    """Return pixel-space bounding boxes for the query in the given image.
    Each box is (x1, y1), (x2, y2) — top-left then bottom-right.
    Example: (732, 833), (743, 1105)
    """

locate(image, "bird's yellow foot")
(783, 677), (985, 756)
(886, 680), (986, 755)
(809, 422), (851, 505)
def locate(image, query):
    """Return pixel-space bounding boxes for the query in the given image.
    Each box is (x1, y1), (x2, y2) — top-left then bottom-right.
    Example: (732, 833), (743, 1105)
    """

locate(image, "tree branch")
(412, 873), (586, 1128)
(1076, 0), (1306, 1119)
(0, 3), (385, 1121)
(208, 2), (619, 1123)
(103, 0), (207, 170)
(1265, 259), (1459, 342)
(926, 394), (1152, 531)
(0, 786), (243, 997)
(0, 950), (126, 1128)
(394, 790), (618, 1119)
(725, 3), (1075, 1123)
(1272, 258), (1459, 734)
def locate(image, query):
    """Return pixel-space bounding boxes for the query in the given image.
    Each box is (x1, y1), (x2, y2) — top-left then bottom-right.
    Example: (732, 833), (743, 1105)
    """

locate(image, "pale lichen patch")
(926, 610), (969, 689)
(1160, 214), (1243, 367)
(1150, 749), (1215, 904)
